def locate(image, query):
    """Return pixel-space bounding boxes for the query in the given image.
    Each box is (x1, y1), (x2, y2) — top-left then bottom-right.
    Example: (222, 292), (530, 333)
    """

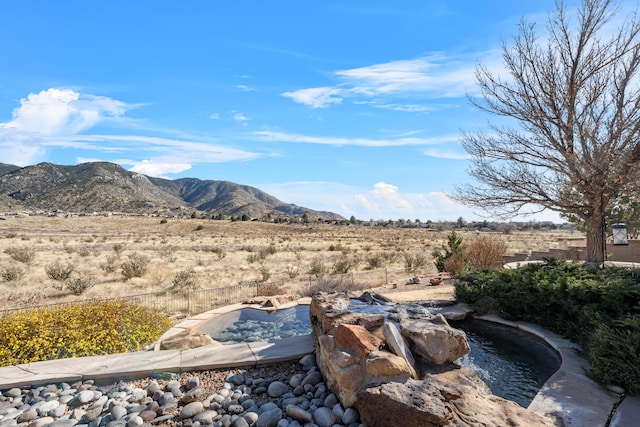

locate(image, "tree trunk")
(585, 212), (606, 264)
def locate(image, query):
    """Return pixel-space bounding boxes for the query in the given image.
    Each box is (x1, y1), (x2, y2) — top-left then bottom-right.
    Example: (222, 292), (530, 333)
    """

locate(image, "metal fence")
(0, 267), (409, 317)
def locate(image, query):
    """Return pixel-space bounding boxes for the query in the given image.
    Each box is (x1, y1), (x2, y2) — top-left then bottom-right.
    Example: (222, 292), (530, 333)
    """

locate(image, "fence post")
(187, 289), (191, 314)
(385, 268), (388, 284)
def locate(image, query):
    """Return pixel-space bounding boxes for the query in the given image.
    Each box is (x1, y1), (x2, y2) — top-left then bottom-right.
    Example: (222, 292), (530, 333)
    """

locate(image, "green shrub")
(455, 260), (640, 392)
(203, 246), (226, 259)
(168, 269), (199, 295)
(403, 252), (428, 273)
(432, 231), (465, 273)
(302, 277), (369, 297)
(1, 264), (24, 282)
(65, 272), (96, 296)
(159, 245), (177, 262)
(588, 315), (640, 394)
(259, 266), (271, 283)
(100, 255), (118, 274)
(112, 242), (125, 257)
(285, 264), (300, 278)
(0, 301), (171, 367)
(45, 260), (75, 281)
(4, 245), (36, 264)
(365, 253), (384, 270)
(332, 257), (360, 274)
(121, 253), (150, 280)
(308, 258), (328, 277)
(247, 253), (261, 264)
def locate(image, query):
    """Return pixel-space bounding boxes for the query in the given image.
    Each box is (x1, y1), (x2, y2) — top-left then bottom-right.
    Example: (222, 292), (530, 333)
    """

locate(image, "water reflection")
(452, 319), (561, 407)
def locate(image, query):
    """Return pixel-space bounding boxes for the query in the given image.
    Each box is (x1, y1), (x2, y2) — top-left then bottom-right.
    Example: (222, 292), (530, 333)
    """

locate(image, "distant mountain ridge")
(0, 162), (343, 219)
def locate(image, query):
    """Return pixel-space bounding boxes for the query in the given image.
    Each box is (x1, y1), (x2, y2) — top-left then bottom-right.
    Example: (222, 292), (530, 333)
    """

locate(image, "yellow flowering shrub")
(0, 301), (171, 367)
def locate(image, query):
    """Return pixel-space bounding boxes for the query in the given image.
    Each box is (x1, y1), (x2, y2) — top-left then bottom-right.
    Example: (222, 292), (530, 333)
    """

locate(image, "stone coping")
(154, 297), (312, 350)
(477, 314), (621, 426)
(0, 334), (315, 390)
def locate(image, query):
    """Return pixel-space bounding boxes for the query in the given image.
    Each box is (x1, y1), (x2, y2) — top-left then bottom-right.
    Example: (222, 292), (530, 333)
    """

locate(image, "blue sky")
(0, 0), (609, 222)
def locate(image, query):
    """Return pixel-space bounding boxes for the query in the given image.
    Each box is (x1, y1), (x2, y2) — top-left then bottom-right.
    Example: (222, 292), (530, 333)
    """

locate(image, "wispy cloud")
(282, 87), (343, 108)
(423, 148), (470, 160)
(236, 85), (255, 92)
(0, 88), (260, 175)
(254, 130), (460, 147)
(258, 180), (482, 221)
(282, 53), (494, 109)
(232, 111), (251, 123)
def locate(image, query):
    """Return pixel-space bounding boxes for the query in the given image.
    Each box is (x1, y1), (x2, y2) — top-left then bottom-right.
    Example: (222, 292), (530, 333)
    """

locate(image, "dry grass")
(0, 216), (580, 311)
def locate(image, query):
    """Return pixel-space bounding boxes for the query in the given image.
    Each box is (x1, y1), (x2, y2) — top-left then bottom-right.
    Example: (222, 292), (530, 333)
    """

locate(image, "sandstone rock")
(382, 320), (417, 378)
(400, 315), (470, 364)
(159, 328), (215, 350)
(243, 295), (299, 307)
(356, 368), (554, 427)
(334, 324), (382, 358)
(332, 312), (385, 331)
(365, 350), (413, 380)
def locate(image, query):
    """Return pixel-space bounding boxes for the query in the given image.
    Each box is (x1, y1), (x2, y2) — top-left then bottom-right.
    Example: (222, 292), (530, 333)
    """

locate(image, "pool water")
(200, 305), (312, 344)
(451, 319), (561, 408)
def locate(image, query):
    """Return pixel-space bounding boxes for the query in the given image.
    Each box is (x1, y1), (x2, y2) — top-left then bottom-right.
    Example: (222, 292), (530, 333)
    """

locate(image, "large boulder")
(400, 315), (470, 364)
(356, 368), (555, 427)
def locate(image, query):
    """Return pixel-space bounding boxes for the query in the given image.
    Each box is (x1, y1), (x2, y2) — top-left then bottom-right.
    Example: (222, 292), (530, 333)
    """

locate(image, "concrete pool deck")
(0, 297), (637, 426)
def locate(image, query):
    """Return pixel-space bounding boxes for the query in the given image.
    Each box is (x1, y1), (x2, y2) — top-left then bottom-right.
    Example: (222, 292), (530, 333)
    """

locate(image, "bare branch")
(457, 0), (640, 262)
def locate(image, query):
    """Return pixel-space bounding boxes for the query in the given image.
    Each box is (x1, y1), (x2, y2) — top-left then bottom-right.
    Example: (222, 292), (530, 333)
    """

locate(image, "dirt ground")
(375, 277), (456, 303)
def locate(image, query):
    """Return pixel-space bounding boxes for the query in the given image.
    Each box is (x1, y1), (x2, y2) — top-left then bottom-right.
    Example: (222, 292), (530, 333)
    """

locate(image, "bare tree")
(456, 0), (640, 263)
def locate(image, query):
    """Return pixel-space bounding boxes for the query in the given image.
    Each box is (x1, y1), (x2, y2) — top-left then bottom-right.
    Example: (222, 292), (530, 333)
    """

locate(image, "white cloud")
(282, 53), (493, 109)
(62, 134), (260, 166)
(256, 180), (484, 221)
(254, 130), (459, 147)
(232, 111), (250, 123)
(368, 181), (413, 211)
(0, 88), (129, 136)
(209, 113), (220, 120)
(129, 160), (192, 177)
(236, 85), (254, 92)
(423, 148), (470, 160)
(282, 87), (343, 108)
(0, 88), (261, 172)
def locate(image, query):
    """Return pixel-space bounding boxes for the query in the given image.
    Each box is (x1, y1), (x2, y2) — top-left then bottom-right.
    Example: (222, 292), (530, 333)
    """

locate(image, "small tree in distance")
(455, 0), (640, 264)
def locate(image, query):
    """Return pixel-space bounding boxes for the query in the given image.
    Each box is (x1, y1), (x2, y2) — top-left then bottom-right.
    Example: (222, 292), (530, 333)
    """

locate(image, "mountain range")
(0, 162), (342, 220)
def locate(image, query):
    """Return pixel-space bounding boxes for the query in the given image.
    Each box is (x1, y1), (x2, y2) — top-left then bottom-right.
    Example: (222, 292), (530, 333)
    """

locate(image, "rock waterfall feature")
(309, 292), (554, 427)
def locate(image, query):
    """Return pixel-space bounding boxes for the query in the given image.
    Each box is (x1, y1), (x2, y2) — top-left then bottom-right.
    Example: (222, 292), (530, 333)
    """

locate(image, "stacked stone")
(0, 355), (366, 427)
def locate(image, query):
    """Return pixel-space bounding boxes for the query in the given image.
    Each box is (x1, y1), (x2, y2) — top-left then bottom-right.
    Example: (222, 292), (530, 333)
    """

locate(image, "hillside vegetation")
(0, 216), (577, 312)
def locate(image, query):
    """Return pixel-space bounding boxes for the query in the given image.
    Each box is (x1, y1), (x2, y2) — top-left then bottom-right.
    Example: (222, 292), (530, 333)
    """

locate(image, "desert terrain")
(0, 215), (579, 312)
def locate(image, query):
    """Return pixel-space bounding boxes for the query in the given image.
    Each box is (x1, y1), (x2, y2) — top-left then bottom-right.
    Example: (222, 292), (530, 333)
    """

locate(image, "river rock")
(180, 401), (203, 419)
(267, 381), (289, 398)
(312, 406), (336, 427)
(256, 407), (282, 427)
(286, 405), (312, 423)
